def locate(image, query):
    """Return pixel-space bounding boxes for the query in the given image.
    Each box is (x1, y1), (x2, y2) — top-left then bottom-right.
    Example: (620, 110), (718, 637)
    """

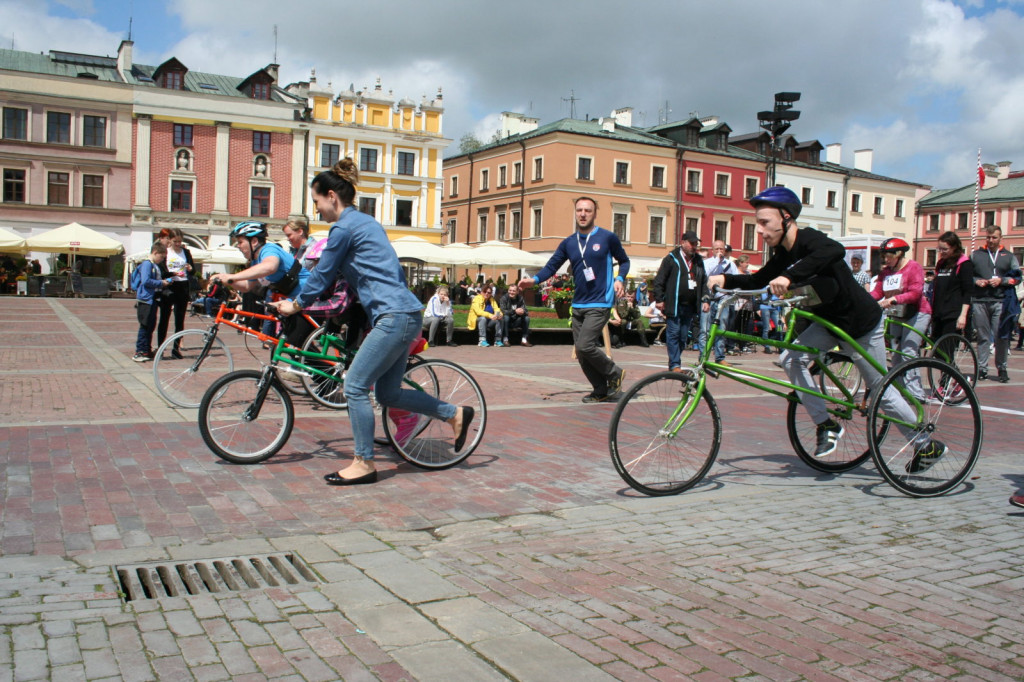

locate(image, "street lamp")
(758, 91), (801, 187)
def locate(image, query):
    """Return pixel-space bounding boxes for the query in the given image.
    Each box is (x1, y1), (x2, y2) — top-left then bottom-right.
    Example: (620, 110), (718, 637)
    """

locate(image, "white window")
(477, 213), (487, 242)
(531, 206), (542, 237)
(497, 212), (506, 241)
(873, 196), (884, 216)
(895, 199), (905, 218)
(744, 177), (758, 199)
(801, 187), (812, 205)
(533, 156), (543, 181)
(714, 173), (730, 197)
(614, 161), (630, 185)
(686, 169), (702, 193)
(513, 161), (522, 185)
(512, 211), (522, 240)
(498, 164), (507, 188)
(577, 156), (593, 181)
(651, 165), (666, 189)
(450, 175), (459, 197)
(648, 215), (664, 245)
(480, 168), (489, 191)
(613, 212), (628, 241)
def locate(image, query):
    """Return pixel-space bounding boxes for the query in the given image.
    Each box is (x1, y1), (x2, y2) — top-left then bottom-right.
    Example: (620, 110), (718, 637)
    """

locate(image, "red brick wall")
(148, 120), (216, 213)
(227, 129), (293, 219)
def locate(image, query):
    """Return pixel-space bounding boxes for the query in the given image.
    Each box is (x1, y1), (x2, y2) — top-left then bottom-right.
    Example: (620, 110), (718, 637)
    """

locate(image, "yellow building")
(285, 75), (450, 240)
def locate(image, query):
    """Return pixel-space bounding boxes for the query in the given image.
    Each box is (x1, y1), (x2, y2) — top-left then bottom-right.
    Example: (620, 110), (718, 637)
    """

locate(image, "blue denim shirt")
(296, 206), (421, 323)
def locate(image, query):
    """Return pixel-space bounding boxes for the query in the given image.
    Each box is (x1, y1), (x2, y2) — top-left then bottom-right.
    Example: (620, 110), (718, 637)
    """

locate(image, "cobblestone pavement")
(2, 297), (1024, 680)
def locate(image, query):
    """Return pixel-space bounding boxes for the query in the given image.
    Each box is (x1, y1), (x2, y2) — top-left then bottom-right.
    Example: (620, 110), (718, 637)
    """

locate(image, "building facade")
(915, 162), (1024, 268)
(0, 47), (135, 274)
(285, 76), (449, 240)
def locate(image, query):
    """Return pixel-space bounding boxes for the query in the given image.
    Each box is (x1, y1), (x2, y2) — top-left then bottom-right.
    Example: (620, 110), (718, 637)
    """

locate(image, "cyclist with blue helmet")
(210, 220), (312, 343)
(707, 186), (946, 472)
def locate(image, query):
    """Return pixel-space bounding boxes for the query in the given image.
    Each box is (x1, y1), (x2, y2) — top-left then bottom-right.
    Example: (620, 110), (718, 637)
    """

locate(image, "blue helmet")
(230, 220), (268, 240)
(749, 186), (802, 221)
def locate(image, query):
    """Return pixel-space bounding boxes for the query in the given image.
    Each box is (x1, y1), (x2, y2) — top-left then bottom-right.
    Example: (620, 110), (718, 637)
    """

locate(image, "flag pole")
(972, 148), (982, 252)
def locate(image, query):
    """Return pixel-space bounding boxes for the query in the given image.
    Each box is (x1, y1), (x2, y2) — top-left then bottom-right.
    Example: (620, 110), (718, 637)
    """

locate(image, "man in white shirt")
(699, 239), (739, 364)
(423, 285), (457, 347)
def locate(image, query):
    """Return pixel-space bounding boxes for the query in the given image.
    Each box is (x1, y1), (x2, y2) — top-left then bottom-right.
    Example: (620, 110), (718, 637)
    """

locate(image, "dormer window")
(161, 70), (184, 90)
(238, 71), (274, 101)
(252, 81), (270, 100)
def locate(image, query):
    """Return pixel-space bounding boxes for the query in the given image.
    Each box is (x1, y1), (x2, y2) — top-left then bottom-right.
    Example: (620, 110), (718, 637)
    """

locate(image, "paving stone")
(474, 630), (618, 681)
(389, 640), (508, 681)
(344, 602), (449, 648)
(346, 550), (468, 604)
(419, 596), (530, 643)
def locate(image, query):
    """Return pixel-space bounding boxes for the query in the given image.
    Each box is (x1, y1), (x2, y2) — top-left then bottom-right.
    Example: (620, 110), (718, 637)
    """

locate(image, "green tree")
(459, 133), (483, 153)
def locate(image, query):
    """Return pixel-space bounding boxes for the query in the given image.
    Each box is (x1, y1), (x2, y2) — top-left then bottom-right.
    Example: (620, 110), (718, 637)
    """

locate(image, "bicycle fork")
(243, 366), (276, 422)
(190, 326), (220, 372)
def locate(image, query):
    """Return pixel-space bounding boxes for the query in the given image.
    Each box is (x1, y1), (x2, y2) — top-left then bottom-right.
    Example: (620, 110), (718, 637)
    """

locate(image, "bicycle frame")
(664, 290), (926, 437)
(185, 303), (320, 374)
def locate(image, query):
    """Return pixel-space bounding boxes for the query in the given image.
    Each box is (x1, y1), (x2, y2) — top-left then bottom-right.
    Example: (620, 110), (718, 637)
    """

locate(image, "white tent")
(462, 240), (549, 268)
(392, 236), (467, 265)
(201, 245), (248, 266)
(26, 222), (124, 257)
(0, 227), (27, 252)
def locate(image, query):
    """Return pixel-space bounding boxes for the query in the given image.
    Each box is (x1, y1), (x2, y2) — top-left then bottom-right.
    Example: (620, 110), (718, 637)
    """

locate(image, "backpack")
(131, 261), (147, 292)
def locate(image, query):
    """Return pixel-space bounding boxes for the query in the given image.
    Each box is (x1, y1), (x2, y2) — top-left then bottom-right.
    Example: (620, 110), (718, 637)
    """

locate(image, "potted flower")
(550, 286), (574, 318)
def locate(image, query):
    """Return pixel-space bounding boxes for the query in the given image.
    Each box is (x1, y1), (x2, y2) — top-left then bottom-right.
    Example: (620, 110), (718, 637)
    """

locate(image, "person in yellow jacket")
(467, 283), (505, 347)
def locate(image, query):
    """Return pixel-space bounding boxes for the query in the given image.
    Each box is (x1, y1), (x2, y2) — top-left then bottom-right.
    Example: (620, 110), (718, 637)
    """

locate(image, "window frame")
(531, 206), (542, 237)
(320, 142), (340, 168)
(46, 111), (72, 145)
(686, 169), (702, 194)
(82, 115), (107, 148)
(744, 177), (759, 200)
(358, 196), (377, 218)
(850, 193), (862, 213)
(533, 156), (544, 181)
(479, 168), (489, 191)
(250, 186), (270, 217)
(651, 164), (666, 189)
(713, 219), (728, 243)
(395, 198), (414, 226)
(648, 215), (664, 245)
(513, 161), (522, 185)
(2, 168), (27, 203)
(497, 164), (507, 188)
(252, 131), (272, 154)
(511, 210), (522, 240)
(82, 174), (104, 208)
(477, 213), (488, 242)
(47, 171), (70, 205)
(714, 172), (731, 197)
(928, 214), (940, 232)
(957, 212), (968, 230)
(359, 146), (379, 173)
(801, 186), (812, 205)
(826, 189), (837, 209)
(173, 123), (193, 147)
(170, 179), (194, 212)
(743, 223), (756, 251)
(576, 155), (593, 182)
(614, 160), (630, 186)
(895, 199), (905, 219)
(873, 196), (884, 216)
(449, 175), (459, 198)
(2, 107), (28, 140)
(397, 150), (416, 176)
(612, 212), (628, 242)
(497, 212), (507, 241)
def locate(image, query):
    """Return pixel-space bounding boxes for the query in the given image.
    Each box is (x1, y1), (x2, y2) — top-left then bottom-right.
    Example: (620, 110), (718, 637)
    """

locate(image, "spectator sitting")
(609, 294), (649, 348)
(423, 285), (457, 347)
(467, 283), (504, 347)
(499, 283), (533, 347)
(193, 280), (230, 317)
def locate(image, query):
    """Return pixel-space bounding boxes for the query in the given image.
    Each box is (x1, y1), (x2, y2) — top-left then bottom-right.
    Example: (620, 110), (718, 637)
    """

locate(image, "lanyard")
(988, 248), (1000, 269)
(576, 228), (594, 268)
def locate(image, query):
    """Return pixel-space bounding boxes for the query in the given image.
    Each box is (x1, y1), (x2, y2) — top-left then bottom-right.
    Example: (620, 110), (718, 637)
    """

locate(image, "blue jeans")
(759, 304), (780, 348)
(665, 306), (697, 370)
(699, 300), (731, 361)
(135, 301), (159, 354)
(343, 311), (457, 460)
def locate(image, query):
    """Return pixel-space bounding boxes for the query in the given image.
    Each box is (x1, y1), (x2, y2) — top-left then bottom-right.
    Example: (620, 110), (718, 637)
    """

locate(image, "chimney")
(853, 149), (873, 172)
(612, 107), (633, 127)
(499, 111), (539, 137)
(265, 64), (279, 85)
(982, 164), (999, 190)
(600, 117), (615, 132)
(826, 143), (841, 164)
(997, 161), (1012, 180)
(116, 40), (133, 82)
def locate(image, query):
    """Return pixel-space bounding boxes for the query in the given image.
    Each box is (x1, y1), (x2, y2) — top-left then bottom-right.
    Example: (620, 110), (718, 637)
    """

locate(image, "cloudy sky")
(4, 0), (1023, 190)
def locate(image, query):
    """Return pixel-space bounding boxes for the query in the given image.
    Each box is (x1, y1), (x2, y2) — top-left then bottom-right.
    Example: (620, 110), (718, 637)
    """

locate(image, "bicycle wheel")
(299, 326), (348, 409)
(382, 359), (487, 469)
(608, 371), (721, 496)
(928, 333), (978, 405)
(153, 329), (233, 408)
(373, 354), (426, 446)
(198, 369), (294, 464)
(790, 355), (873, 473)
(867, 357), (982, 497)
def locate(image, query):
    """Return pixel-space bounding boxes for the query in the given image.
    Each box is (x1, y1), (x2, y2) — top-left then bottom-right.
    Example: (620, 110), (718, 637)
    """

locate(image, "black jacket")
(723, 227), (882, 339)
(653, 247), (707, 317)
(499, 292), (528, 318)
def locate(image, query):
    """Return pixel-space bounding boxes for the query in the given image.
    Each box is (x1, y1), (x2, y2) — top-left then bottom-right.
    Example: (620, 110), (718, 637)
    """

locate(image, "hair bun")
(332, 158), (359, 186)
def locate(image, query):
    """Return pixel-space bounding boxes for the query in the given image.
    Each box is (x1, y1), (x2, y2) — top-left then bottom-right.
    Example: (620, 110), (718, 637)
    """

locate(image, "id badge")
(583, 267), (595, 282)
(688, 279), (696, 289)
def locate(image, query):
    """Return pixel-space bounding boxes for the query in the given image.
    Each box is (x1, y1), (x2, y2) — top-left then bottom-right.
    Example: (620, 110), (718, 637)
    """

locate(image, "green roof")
(918, 175), (1024, 207)
(0, 48), (123, 83)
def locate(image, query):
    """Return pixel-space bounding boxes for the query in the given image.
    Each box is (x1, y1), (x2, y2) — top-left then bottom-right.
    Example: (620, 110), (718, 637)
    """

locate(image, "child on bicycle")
(706, 186), (945, 472)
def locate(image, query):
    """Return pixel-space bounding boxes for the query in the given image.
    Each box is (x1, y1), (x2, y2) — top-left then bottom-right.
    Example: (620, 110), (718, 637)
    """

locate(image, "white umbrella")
(0, 227), (26, 252)
(464, 240), (549, 268)
(441, 242), (477, 265)
(392, 236), (464, 265)
(26, 222), (124, 257)
(201, 245), (248, 266)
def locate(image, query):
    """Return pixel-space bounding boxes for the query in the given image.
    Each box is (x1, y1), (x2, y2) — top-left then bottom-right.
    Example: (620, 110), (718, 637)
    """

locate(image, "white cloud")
(0, 0), (115, 54)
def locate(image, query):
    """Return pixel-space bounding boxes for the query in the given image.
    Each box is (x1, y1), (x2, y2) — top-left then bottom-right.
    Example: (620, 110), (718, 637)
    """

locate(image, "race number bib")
(883, 273), (903, 294)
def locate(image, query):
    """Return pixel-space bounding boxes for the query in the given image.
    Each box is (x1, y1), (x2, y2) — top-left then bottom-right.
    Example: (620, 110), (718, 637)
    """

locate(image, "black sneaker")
(998, 369), (1009, 383)
(814, 419), (845, 457)
(978, 369), (989, 381)
(170, 349), (184, 360)
(607, 369), (626, 395)
(581, 393), (608, 404)
(906, 440), (946, 473)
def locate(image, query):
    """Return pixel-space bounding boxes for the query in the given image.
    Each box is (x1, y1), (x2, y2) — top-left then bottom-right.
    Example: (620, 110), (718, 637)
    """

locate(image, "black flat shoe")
(454, 406), (475, 452)
(324, 471), (378, 486)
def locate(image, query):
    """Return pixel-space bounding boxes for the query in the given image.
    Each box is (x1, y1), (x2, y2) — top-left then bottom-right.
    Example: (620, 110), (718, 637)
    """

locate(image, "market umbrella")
(391, 236), (464, 264)
(0, 227), (26, 252)
(25, 222), (124, 257)
(201, 244), (248, 266)
(464, 240), (549, 268)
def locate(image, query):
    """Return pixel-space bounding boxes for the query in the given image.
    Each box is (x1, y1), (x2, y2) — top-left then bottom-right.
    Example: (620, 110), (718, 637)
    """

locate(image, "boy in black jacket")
(708, 187), (945, 472)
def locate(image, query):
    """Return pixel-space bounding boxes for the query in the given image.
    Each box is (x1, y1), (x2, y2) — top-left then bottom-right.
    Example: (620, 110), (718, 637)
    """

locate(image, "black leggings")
(157, 281), (190, 348)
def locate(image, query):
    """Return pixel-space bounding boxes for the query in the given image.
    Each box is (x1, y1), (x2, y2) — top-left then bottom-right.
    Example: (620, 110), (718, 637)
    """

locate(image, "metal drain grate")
(115, 553), (320, 602)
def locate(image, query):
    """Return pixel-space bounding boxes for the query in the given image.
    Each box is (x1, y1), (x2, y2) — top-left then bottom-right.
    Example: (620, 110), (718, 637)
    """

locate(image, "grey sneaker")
(607, 369), (626, 395)
(814, 419), (844, 457)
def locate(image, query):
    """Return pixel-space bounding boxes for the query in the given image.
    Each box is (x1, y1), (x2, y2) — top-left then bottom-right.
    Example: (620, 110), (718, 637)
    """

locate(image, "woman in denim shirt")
(276, 159), (474, 486)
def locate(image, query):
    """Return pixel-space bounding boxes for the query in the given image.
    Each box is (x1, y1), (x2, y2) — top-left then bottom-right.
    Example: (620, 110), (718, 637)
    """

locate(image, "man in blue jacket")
(519, 197), (630, 402)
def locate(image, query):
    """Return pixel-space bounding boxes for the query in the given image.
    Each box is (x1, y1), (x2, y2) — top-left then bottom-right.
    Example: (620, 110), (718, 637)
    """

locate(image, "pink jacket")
(870, 259), (932, 315)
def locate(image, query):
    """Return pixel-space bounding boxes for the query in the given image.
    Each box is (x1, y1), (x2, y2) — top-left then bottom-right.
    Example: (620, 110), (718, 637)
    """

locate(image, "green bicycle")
(608, 285), (983, 498)
(198, 323), (487, 469)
